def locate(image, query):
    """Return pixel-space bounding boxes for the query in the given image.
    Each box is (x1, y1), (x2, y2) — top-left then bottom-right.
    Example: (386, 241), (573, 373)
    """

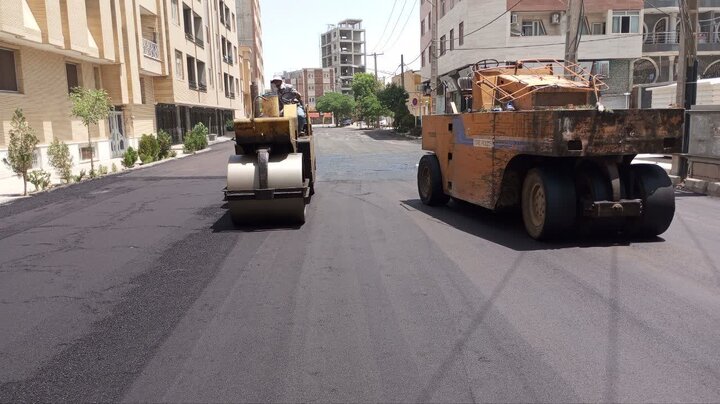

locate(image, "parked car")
(340, 118), (353, 127)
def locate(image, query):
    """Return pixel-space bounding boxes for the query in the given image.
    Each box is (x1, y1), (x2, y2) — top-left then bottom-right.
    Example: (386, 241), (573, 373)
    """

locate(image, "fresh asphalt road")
(1, 126), (720, 402)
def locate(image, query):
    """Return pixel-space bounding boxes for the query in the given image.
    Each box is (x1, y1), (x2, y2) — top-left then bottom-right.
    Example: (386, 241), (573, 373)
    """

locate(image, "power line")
(378, 0), (409, 52)
(383, 0), (419, 52)
(370, 0), (399, 53)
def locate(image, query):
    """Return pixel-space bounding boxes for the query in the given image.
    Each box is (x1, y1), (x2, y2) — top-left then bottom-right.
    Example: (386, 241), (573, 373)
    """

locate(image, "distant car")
(379, 119), (388, 127)
(340, 118), (353, 127)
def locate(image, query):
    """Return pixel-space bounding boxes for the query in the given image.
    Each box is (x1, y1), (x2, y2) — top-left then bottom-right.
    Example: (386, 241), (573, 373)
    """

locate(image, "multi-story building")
(420, 0), (645, 111)
(284, 68), (336, 109)
(636, 0), (720, 106)
(420, 1), (720, 112)
(321, 19), (366, 94)
(236, 0), (264, 101)
(284, 68), (336, 124)
(0, 0), (244, 182)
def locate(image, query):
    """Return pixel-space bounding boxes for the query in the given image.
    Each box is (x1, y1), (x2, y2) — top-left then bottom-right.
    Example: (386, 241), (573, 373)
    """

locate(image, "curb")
(0, 136), (233, 205)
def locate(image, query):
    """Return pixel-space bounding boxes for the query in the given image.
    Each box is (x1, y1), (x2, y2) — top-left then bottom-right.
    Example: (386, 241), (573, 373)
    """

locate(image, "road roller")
(224, 96), (315, 225)
(419, 59), (683, 240)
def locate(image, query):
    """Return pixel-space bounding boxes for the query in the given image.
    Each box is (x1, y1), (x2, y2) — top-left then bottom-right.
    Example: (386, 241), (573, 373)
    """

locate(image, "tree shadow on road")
(401, 198), (665, 252)
(362, 129), (420, 142)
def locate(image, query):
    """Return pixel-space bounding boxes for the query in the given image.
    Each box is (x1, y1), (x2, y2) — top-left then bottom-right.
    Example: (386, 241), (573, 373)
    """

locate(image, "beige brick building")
(0, 0), (245, 181)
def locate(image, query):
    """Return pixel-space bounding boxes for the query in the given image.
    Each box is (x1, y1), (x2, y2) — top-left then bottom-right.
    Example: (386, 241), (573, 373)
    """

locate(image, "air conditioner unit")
(551, 12), (561, 25)
(510, 13), (518, 24)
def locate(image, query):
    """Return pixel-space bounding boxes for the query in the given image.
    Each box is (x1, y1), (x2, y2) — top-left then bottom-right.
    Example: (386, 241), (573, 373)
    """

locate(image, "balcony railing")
(644, 30), (719, 45)
(189, 79), (198, 89)
(143, 38), (160, 60)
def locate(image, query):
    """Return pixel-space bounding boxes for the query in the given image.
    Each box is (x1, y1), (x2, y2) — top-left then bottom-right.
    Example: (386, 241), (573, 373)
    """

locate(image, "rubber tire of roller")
(522, 167), (577, 240)
(627, 164), (675, 238)
(418, 154), (450, 206)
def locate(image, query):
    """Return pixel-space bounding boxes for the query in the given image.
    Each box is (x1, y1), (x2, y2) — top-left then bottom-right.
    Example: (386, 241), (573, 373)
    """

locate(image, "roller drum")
(226, 153), (306, 224)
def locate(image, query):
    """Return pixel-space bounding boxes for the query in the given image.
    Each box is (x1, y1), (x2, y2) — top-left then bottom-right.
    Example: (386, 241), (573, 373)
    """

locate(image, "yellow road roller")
(224, 96), (315, 225)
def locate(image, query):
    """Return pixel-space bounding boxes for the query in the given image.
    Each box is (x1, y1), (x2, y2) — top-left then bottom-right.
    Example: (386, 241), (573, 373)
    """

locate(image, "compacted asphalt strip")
(1, 126), (720, 402)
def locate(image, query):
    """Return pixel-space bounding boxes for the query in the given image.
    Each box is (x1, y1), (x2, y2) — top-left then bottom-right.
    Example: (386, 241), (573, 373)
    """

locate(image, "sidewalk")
(0, 136), (232, 205)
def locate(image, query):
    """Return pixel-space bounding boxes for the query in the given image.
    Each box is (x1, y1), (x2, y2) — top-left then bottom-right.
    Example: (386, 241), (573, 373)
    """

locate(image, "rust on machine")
(418, 59), (682, 239)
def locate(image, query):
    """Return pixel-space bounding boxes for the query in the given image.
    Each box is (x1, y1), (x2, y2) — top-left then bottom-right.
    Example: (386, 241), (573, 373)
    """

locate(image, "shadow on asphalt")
(211, 207), (304, 233)
(401, 198), (665, 251)
(361, 129), (420, 142)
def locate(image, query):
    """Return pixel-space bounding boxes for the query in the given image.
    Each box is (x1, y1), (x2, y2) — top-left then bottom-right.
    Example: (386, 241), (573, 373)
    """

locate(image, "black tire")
(521, 167), (577, 240)
(417, 154), (450, 206)
(627, 164), (675, 237)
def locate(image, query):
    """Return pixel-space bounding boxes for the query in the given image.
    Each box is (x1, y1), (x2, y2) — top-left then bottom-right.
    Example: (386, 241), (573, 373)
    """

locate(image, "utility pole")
(676, 0), (698, 109)
(400, 54), (405, 91)
(677, 0), (698, 177)
(367, 52), (384, 80)
(564, 0), (583, 75)
(430, 0), (439, 115)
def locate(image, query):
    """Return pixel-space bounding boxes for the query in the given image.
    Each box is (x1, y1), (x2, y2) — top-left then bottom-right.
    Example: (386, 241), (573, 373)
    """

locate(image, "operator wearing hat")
(270, 75), (307, 132)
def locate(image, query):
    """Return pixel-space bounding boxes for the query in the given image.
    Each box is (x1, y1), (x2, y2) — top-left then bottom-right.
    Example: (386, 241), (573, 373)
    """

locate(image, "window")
(183, 4), (192, 37)
(93, 66), (101, 89)
(197, 60), (206, 91)
(522, 20), (546, 36)
(171, 0), (179, 24)
(592, 22), (606, 35)
(65, 63), (80, 93)
(193, 13), (203, 46)
(235, 78), (239, 97)
(0, 48), (19, 92)
(421, 19), (425, 36)
(80, 144), (96, 161)
(140, 78), (146, 104)
(209, 67), (213, 86)
(450, 29), (454, 51)
(459, 22), (464, 46)
(224, 73), (229, 96)
(421, 48), (425, 67)
(440, 0), (445, 17)
(592, 60), (610, 78)
(440, 35), (446, 56)
(187, 56), (197, 89)
(232, 13), (235, 31)
(427, 13), (431, 32)
(175, 50), (183, 79)
(612, 11), (639, 33)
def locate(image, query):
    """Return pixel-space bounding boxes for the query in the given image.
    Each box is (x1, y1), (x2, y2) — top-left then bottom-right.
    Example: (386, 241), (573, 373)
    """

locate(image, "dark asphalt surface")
(1, 126), (720, 402)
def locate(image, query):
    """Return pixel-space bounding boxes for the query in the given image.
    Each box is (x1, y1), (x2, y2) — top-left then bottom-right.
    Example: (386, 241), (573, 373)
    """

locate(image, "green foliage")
(70, 87), (112, 173)
(138, 134), (160, 164)
(47, 137), (74, 183)
(378, 83), (415, 132)
(69, 87), (113, 127)
(111, 162), (118, 173)
(28, 169), (51, 192)
(225, 118), (235, 131)
(357, 95), (388, 126)
(3, 109), (39, 196)
(157, 130), (173, 159)
(351, 73), (381, 100)
(98, 165), (108, 175)
(183, 123), (209, 153)
(316, 92), (356, 125)
(74, 169), (87, 182)
(169, 150), (178, 158)
(121, 147), (138, 168)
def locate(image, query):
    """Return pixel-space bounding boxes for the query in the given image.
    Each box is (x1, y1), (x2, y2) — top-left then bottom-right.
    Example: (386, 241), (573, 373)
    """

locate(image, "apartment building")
(419, 0), (645, 111)
(321, 19), (366, 94)
(236, 0), (264, 101)
(637, 0), (720, 106)
(0, 0), (244, 182)
(284, 68), (336, 110)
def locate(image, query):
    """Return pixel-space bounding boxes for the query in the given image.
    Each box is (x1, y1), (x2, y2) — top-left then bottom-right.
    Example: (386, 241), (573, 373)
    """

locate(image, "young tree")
(47, 137), (74, 183)
(3, 109), (39, 196)
(357, 95), (387, 128)
(70, 87), (112, 174)
(378, 83), (414, 131)
(316, 92), (356, 126)
(351, 73), (381, 100)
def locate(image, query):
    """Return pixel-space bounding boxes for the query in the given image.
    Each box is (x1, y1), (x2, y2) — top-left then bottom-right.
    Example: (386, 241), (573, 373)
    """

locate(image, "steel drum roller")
(226, 153), (306, 223)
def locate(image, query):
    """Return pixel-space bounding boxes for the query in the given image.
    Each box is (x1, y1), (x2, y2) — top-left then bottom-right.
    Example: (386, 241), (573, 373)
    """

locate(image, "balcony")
(643, 30), (720, 53)
(143, 38), (160, 60)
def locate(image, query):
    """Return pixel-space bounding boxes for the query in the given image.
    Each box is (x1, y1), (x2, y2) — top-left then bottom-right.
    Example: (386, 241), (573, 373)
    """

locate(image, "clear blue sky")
(260, 0), (421, 86)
